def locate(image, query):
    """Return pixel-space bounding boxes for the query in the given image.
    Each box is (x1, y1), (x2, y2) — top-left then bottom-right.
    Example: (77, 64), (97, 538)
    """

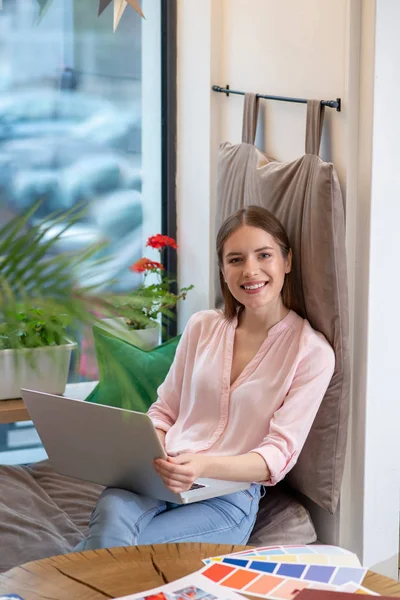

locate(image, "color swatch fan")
(200, 545), (370, 599)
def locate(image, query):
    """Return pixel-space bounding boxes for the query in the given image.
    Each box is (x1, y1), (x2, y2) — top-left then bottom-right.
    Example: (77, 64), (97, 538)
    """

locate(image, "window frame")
(161, 0), (178, 339)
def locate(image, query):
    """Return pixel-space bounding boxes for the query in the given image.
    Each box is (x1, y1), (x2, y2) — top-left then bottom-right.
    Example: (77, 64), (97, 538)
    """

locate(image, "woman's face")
(221, 225), (292, 313)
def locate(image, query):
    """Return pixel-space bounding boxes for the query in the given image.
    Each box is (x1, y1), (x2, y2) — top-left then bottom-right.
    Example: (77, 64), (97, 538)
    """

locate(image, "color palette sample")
(331, 567), (368, 586)
(303, 565), (335, 583)
(245, 574), (283, 595)
(200, 563), (341, 599)
(202, 562), (366, 587)
(203, 544), (361, 568)
(203, 554), (361, 571)
(200, 545), (368, 600)
(221, 569), (259, 589)
(202, 564), (235, 583)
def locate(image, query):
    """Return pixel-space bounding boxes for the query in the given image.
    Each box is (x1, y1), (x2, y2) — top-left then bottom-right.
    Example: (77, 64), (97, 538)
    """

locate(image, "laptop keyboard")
(189, 483), (206, 490)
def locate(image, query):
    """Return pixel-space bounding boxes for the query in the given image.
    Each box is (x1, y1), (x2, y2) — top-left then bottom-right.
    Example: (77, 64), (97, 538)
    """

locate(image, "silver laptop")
(21, 389), (250, 505)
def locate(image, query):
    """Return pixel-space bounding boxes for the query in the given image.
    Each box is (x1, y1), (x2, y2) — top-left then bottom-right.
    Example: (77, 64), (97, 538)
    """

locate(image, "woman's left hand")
(153, 453), (209, 493)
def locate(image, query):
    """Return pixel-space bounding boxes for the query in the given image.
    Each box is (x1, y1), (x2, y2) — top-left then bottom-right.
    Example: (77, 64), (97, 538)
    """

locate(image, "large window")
(0, 0), (176, 464)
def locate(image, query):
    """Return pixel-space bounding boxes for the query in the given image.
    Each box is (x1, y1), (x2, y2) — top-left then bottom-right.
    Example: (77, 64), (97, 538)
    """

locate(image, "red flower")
(130, 257), (165, 273)
(146, 234), (178, 250)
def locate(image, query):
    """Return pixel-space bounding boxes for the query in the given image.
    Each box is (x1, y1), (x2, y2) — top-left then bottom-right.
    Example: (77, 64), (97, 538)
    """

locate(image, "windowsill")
(0, 381), (99, 424)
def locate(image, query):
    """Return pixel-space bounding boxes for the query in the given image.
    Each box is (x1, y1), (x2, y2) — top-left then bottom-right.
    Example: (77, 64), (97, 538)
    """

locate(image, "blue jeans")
(74, 483), (261, 551)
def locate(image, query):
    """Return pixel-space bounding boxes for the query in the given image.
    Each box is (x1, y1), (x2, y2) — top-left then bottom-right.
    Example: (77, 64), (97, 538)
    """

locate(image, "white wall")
(176, 0), (223, 323)
(177, 0), (349, 322)
(176, 0), (400, 578)
(359, 0), (400, 576)
(221, 0), (347, 180)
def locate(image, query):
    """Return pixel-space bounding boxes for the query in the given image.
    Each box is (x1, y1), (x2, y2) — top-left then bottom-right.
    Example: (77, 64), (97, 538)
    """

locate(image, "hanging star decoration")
(98, 0), (145, 31)
(33, 0), (144, 32)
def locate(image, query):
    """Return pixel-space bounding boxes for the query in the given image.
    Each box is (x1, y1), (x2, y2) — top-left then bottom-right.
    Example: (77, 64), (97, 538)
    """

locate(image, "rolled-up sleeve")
(147, 315), (194, 432)
(250, 340), (335, 486)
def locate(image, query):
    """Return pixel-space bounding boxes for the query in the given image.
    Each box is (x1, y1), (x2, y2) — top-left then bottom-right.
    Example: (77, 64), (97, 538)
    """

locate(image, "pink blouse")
(147, 309), (335, 485)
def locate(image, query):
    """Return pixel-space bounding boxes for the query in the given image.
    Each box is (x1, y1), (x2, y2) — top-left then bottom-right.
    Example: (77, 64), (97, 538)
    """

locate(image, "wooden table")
(0, 544), (400, 600)
(0, 399), (30, 424)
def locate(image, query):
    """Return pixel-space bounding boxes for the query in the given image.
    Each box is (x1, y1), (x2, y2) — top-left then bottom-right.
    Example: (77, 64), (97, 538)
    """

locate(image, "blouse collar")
(231, 309), (296, 338)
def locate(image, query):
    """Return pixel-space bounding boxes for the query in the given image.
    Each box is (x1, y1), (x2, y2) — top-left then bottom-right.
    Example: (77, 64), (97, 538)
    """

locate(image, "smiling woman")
(75, 205), (335, 552)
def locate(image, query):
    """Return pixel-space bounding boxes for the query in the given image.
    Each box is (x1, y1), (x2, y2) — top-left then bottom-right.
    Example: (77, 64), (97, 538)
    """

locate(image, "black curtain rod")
(212, 85), (341, 112)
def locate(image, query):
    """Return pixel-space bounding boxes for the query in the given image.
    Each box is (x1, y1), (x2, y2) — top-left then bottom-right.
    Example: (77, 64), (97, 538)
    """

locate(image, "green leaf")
(0, 205), (155, 362)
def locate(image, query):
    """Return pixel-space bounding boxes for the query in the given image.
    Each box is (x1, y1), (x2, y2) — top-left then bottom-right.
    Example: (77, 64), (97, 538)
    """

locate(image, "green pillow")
(85, 325), (181, 413)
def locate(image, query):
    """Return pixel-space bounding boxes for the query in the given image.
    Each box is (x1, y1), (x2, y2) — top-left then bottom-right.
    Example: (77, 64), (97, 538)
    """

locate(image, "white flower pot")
(0, 342), (77, 401)
(99, 318), (160, 350)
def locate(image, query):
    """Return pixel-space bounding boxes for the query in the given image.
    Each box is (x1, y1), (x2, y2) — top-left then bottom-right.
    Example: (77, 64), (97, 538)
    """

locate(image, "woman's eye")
(229, 257), (242, 264)
(260, 253), (271, 259)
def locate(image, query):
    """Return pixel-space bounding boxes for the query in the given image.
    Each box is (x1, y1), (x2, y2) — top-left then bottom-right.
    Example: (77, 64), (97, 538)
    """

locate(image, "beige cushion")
(0, 462), (103, 573)
(215, 95), (350, 513)
(0, 462), (315, 572)
(26, 460), (104, 537)
(249, 484), (316, 546)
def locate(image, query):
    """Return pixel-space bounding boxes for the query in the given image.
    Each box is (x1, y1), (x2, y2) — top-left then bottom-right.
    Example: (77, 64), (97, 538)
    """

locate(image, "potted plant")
(100, 234), (193, 349)
(0, 307), (76, 400)
(0, 202), (152, 400)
